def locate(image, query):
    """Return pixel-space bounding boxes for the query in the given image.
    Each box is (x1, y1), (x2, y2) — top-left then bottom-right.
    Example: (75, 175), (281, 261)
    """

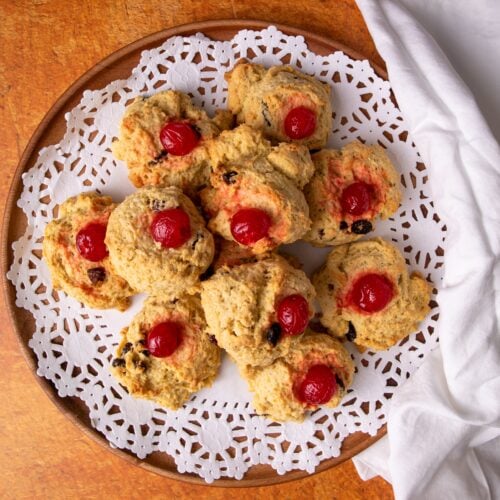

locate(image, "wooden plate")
(2, 19), (387, 487)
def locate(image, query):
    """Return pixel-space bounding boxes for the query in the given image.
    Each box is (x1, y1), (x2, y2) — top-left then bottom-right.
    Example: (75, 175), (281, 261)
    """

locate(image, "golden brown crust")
(206, 124), (315, 188)
(112, 90), (232, 194)
(200, 154), (311, 254)
(106, 186), (214, 296)
(313, 238), (431, 350)
(304, 142), (401, 246)
(243, 332), (354, 422)
(110, 293), (221, 409)
(42, 192), (134, 311)
(211, 237), (272, 271)
(200, 255), (316, 368)
(225, 60), (332, 149)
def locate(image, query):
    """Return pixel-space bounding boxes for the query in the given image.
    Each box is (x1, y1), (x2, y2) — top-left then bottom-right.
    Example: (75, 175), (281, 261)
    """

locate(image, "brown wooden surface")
(0, 1), (393, 498)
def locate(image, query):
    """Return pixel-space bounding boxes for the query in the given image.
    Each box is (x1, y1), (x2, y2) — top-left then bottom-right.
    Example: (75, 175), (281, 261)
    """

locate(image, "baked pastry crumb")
(201, 152), (312, 253)
(201, 255), (316, 368)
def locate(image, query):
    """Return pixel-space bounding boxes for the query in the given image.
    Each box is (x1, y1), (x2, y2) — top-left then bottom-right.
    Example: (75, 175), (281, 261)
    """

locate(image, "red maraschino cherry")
(284, 106), (317, 139)
(150, 208), (191, 249)
(76, 223), (109, 262)
(159, 121), (200, 156)
(277, 294), (310, 336)
(340, 181), (372, 216)
(146, 321), (183, 357)
(296, 364), (337, 405)
(230, 208), (272, 246)
(348, 273), (394, 313)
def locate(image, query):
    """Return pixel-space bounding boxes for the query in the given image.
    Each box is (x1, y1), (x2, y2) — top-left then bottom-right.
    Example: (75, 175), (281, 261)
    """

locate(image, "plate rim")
(1, 19), (387, 487)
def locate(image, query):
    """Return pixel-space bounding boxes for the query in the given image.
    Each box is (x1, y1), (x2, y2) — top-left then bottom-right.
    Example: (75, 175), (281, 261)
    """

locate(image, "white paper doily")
(7, 26), (446, 482)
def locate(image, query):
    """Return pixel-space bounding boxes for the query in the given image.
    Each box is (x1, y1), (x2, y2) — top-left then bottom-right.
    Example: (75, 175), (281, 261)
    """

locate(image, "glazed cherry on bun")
(296, 364), (337, 405)
(76, 223), (109, 262)
(150, 208), (191, 249)
(340, 181), (373, 216)
(146, 321), (183, 357)
(230, 208), (272, 246)
(159, 121), (200, 156)
(347, 273), (394, 313)
(277, 294), (310, 336)
(284, 106), (317, 140)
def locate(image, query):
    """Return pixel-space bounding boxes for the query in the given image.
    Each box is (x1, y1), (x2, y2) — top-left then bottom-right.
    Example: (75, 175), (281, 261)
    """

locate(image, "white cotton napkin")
(352, 0), (500, 498)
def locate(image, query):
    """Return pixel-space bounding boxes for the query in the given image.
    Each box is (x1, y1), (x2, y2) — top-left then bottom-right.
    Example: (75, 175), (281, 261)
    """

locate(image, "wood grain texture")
(0, 1), (392, 498)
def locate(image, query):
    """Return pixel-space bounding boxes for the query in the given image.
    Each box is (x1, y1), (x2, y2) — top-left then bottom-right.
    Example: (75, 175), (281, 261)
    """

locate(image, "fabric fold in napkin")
(352, 0), (500, 498)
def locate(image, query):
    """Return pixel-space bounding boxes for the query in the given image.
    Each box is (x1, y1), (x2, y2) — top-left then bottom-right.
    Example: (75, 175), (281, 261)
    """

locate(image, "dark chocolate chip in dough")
(327, 283), (335, 292)
(112, 358), (125, 367)
(151, 199), (166, 211)
(346, 321), (357, 341)
(351, 220), (373, 234)
(200, 266), (215, 282)
(266, 323), (282, 347)
(208, 334), (218, 345)
(222, 170), (238, 185)
(335, 374), (345, 390)
(122, 342), (133, 355)
(262, 102), (272, 127)
(87, 267), (106, 284)
(339, 221), (349, 230)
(148, 149), (168, 166)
